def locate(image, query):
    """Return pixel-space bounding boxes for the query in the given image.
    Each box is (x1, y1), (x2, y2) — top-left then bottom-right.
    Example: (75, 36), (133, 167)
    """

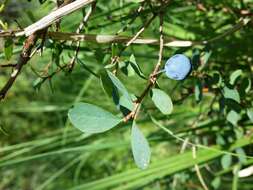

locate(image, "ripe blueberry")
(164, 54), (191, 80)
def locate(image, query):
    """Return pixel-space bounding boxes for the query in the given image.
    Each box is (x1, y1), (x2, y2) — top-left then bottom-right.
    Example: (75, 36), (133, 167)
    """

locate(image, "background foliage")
(0, 0), (253, 189)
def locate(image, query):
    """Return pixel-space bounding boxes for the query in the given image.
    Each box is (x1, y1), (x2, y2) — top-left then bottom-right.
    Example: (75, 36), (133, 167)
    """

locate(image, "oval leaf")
(151, 88), (173, 115)
(68, 103), (122, 133)
(131, 122), (151, 169)
(221, 154), (232, 169)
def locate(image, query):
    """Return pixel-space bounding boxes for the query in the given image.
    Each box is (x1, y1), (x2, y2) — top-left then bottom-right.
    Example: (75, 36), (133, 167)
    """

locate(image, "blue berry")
(164, 54), (191, 80)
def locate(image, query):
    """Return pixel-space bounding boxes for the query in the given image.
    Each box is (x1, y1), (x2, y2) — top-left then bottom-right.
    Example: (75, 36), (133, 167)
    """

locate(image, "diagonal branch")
(16, 0), (96, 36)
(0, 33), (39, 100)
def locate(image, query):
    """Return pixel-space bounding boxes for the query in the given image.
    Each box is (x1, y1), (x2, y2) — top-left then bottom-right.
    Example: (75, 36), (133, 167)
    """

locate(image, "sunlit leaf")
(68, 103), (122, 133)
(223, 86), (240, 103)
(226, 110), (241, 126)
(229, 69), (242, 85)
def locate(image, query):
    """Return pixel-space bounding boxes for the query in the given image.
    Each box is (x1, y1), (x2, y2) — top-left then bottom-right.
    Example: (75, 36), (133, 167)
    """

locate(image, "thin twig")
(125, 14), (156, 47)
(116, 2), (145, 35)
(0, 64), (17, 68)
(0, 33), (39, 100)
(68, 2), (96, 72)
(124, 11), (165, 122)
(192, 146), (209, 190)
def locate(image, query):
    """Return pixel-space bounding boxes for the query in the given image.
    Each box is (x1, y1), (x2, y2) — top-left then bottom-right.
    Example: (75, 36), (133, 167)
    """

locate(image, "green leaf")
(70, 137), (251, 190)
(111, 43), (119, 57)
(226, 110), (241, 126)
(211, 177), (221, 189)
(195, 79), (202, 103)
(100, 70), (120, 106)
(68, 103), (122, 133)
(246, 108), (253, 122)
(151, 88), (173, 115)
(131, 122), (151, 170)
(223, 86), (240, 103)
(33, 78), (44, 90)
(119, 95), (135, 111)
(119, 61), (135, 77)
(221, 154), (232, 169)
(202, 49), (212, 65)
(239, 77), (251, 96)
(107, 71), (132, 102)
(230, 69), (242, 85)
(4, 38), (13, 60)
(129, 54), (147, 79)
(127, 0), (145, 3)
(235, 148), (247, 164)
(210, 72), (223, 87)
(191, 48), (200, 69)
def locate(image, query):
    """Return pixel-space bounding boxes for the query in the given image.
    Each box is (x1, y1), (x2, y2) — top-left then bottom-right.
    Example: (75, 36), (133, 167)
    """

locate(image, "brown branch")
(0, 64), (17, 68)
(1, 16), (251, 47)
(0, 33), (39, 100)
(124, 11), (165, 122)
(0, 0), (76, 100)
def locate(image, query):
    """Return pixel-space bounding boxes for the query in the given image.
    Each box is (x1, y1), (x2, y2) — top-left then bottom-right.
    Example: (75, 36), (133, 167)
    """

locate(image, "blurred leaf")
(232, 165), (240, 190)
(151, 88), (173, 115)
(202, 49), (212, 65)
(211, 177), (221, 189)
(191, 48), (200, 70)
(216, 134), (226, 146)
(226, 110), (241, 126)
(210, 72), (223, 88)
(246, 108), (253, 123)
(33, 77), (44, 90)
(4, 38), (13, 60)
(221, 154), (232, 169)
(239, 77), (251, 96)
(195, 79), (202, 103)
(111, 43), (119, 57)
(229, 69), (242, 85)
(235, 148), (247, 164)
(131, 122), (151, 170)
(223, 86), (240, 103)
(68, 103), (122, 133)
(234, 127), (244, 139)
(126, 0), (145, 3)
